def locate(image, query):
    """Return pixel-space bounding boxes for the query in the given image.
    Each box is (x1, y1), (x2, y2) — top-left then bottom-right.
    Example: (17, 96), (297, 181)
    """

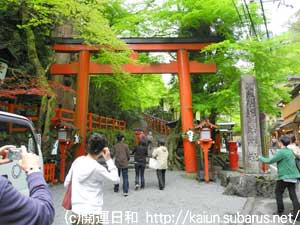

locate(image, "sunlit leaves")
(91, 73), (165, 112)
(203, 35), (300, 116)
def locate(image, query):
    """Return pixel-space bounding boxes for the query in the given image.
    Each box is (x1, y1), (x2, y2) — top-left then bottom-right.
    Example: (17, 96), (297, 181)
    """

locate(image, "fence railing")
(44, 163), (57, 184)
(52, 108), (75, 124)
(87, 113), (126, 131)
(0, 102), (126, 132)
(142, 113), (171, 135)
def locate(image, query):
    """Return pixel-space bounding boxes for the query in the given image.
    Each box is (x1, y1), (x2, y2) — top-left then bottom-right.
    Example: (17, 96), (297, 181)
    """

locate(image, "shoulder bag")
(149, 158), (159, 169)
(62, 175), (72, 210)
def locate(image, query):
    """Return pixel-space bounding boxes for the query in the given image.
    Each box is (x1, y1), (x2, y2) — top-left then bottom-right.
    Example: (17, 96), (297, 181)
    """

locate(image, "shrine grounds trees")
(1, 1), (112, 152)
(115, 0), (300, 125)
(0, 0), (166, 153)
(111, 0), (300, 168)
(1, 0), (300, 166)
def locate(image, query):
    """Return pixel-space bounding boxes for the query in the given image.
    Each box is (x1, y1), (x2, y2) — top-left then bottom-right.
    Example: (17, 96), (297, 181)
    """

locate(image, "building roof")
(278, 111), (300, 129)
(216, 122), (235, 126)
(51, 37), (225, 45)
(287, 75), (300, 82)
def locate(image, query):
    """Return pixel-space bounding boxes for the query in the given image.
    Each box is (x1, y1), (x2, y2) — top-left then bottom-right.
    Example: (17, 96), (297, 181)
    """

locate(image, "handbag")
(62, 177), (72, 210)
(149, 158), (159, 169)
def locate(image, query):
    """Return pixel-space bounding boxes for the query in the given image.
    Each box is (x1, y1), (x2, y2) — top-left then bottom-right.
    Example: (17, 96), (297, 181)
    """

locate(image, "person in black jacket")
(132, 136), (148, 190)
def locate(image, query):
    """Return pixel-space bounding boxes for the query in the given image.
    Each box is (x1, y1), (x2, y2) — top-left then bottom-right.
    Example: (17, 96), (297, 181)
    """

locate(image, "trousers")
(156, 169), (166, 190)
(135, 165), (145, 188)
(114, 168), (129, 193)
(275, 180), (300, 213)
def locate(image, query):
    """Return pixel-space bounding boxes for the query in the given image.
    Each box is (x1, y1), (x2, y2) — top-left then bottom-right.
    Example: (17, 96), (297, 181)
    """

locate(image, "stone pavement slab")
(51, 169), (248, 225)
(249, 196), (300, 225)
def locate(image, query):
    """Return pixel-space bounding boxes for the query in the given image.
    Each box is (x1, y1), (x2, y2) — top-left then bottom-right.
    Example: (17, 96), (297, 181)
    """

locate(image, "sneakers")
(123, 193), (128, 197)
(114, 185), (119, 193)
(135, 185), (139, 190)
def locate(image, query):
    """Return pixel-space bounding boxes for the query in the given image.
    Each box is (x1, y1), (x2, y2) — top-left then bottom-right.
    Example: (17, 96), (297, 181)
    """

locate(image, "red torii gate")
(50, 37), (221, 174)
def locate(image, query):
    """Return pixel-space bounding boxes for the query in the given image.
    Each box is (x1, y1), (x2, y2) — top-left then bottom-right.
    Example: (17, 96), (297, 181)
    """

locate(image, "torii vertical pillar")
(75, 50), (90, 156)
(177, 49), (197, 174)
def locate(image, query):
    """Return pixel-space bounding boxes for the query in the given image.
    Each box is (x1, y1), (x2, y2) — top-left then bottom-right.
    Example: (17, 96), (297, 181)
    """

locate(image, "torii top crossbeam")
(51, 37), (222, 75)
(52, 37), (223, 51)
(50, 37), (222, 174)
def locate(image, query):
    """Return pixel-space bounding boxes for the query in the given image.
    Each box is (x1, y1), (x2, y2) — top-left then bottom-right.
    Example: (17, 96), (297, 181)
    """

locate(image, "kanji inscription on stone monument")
(240, 75), (262, 174)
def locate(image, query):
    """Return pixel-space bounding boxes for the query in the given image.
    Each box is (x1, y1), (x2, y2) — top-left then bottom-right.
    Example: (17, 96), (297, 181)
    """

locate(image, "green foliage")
(114, 0), (300, 132)
(2, 0), (300, 148)
(204, 36), (300, 116)
(1, 0), (127, 70)
(87, 128), (136, 150)
(89, 49), (167, 116)
(109, 0), (264, 39)
(90, 72), (166, 112)
(179, 0), (241, 38)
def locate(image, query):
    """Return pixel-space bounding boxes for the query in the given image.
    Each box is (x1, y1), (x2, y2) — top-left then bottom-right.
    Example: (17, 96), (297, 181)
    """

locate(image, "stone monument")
(240, 75), (262, 174)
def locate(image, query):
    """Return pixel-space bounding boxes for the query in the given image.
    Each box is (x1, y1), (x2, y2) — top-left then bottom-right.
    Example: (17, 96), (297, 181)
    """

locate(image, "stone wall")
(219, 170), (277, 198)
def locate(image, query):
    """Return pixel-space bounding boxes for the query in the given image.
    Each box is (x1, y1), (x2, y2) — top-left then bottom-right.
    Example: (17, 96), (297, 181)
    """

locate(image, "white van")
(0, 111), (43, 195)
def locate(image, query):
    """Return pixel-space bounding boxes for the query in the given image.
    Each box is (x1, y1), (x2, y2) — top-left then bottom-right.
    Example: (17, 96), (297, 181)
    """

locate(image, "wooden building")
(277, 77), (300, 141)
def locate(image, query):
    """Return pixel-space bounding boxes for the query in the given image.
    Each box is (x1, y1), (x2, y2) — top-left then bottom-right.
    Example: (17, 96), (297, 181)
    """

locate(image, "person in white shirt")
(64, 133), (120, 225)
(288, 136), (300, 159)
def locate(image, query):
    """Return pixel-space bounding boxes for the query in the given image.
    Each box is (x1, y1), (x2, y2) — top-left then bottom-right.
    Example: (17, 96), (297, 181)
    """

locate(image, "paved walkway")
(51, 168), (300, 225)
(51, 169), (247, 225)
(249, 197), (300, 225)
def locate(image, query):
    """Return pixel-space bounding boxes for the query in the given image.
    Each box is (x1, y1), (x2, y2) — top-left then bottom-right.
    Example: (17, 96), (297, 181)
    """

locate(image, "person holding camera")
(64, 133), (120, 225)
(0, 145), (55, 225)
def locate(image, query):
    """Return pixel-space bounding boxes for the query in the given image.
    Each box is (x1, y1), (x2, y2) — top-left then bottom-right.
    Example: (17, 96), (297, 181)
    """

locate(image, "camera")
(8, 148), (22, 161)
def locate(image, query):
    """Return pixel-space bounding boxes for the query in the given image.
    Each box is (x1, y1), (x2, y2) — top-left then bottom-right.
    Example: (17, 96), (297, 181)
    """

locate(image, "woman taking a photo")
(64, 133), (120, 225)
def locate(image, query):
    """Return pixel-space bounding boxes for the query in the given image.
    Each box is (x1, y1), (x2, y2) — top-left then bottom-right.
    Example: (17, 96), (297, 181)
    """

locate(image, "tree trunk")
(42, 96), (56, 143)
(209, 108), (218, 124)
(51, 22), (76, 110)
(22, 4), (55, 142)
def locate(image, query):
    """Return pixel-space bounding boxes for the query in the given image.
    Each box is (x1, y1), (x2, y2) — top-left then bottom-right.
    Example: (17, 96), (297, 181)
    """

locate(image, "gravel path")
(51, 169), (247, 225)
